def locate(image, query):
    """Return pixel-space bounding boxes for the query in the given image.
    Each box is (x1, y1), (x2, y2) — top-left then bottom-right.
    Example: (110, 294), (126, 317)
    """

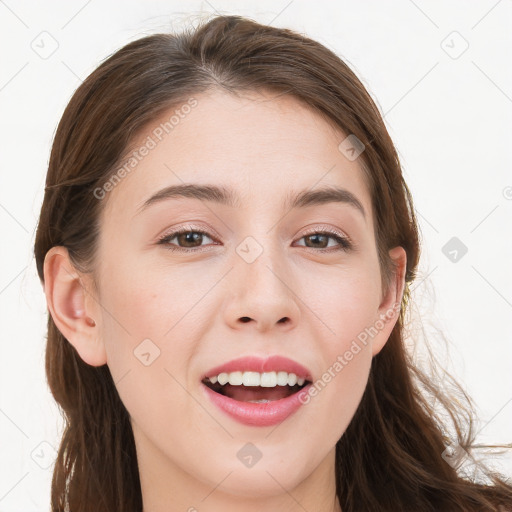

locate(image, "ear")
(371, 246), (407, 357)
(43, 246), (107, 366)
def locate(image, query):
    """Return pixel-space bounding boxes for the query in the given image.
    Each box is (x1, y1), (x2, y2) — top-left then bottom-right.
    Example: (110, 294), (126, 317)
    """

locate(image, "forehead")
(102, 89), (372, 221)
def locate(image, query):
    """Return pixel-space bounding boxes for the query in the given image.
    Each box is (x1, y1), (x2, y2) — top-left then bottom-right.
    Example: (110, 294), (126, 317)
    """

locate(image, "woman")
(34, 14), (512, 512)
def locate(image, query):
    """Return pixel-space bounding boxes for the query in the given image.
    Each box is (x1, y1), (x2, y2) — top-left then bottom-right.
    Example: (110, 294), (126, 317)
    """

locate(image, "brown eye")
(175, 231), (205, 248)
(158, 229), (217, 252)
(304, 233), (330, 248)
(295, 231), (352, 252)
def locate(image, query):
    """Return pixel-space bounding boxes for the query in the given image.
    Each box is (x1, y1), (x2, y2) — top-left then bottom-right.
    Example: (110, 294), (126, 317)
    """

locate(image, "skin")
(44, 89), (406, 512)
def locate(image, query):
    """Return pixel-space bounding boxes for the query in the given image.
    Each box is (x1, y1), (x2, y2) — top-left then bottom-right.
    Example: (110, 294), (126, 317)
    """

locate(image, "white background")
(0, 0), (511, 510)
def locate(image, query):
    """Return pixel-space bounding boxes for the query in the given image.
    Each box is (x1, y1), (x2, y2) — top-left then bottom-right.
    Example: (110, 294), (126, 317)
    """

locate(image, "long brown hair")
(34, 14), (512, 511)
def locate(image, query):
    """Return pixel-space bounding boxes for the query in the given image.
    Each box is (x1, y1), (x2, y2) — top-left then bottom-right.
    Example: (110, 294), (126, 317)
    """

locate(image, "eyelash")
(157, 225), (353, 253)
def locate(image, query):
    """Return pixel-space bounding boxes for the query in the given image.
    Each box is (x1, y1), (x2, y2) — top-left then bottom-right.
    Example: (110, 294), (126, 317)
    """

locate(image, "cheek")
(298, 265), (380, 436)
(96, 257), (190, 394)
(98, 254), (206, 347)
(301, 315), (374, 447)
(304, 259), (382, 342)
(96, 262), (205, 456)
(97, 253), (214, 400)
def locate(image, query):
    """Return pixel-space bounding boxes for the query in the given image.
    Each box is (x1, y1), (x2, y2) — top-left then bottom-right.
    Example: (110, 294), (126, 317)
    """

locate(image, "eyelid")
(156, 222), (354, 252)
(157, 222), (221, 242)
(299, 224), (350, 242)
(158, 223), (349, 241)
(295, 224), (354, 252)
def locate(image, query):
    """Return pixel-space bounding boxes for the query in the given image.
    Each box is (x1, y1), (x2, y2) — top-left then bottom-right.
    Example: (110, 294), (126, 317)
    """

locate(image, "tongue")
(223, 384), (295, 402)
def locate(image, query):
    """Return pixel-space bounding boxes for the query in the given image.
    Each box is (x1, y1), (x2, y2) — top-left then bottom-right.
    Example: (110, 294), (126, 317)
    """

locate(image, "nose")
(223, 241), (300, 333)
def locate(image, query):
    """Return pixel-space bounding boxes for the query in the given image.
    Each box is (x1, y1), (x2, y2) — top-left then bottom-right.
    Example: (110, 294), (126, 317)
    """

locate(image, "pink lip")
(201, 355), (313, 427)
(201, 381), (312, 427)
(202, 355), (313, 381)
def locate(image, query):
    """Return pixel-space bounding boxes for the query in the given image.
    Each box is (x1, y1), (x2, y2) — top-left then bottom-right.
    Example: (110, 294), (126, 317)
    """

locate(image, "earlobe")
(43, 246), (106, 366)
(371, 246), (407, 356)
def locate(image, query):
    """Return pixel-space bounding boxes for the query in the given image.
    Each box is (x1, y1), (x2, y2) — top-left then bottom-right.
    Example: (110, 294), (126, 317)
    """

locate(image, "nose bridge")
(238, 237), (284, 295)
(225, 233), (299, 332)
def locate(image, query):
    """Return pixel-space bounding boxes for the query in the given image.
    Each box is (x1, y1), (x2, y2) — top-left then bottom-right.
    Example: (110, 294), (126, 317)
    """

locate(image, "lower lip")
(202, 383), (311, 427)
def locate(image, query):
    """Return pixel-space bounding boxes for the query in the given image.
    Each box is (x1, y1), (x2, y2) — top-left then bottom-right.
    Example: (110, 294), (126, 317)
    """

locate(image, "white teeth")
(217, 372), (229, 385)
(260, 372), (277, 387)
(228, 371), (243, 386)
(242, 371), (260, 386)
(276, 371), (288, 386)
(207, 370), (308, 388)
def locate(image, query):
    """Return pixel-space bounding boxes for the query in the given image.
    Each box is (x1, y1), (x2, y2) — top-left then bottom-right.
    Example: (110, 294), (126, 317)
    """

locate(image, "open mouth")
(202, 378), (311, 403)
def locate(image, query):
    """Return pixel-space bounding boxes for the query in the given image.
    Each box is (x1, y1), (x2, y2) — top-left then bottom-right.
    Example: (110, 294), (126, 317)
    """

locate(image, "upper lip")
(202, 355), (313, 381)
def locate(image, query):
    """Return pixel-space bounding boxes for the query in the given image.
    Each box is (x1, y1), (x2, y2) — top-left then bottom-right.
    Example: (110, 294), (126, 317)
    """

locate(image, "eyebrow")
(135, 183), (366, 219)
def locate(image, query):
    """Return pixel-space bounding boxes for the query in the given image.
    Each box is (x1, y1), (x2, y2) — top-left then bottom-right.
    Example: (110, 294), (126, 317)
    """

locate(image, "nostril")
(240, 317), (251, 323)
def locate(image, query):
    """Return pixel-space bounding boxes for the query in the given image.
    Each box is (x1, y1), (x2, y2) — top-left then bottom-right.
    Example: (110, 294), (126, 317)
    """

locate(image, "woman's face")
(77, 89), (404, 504)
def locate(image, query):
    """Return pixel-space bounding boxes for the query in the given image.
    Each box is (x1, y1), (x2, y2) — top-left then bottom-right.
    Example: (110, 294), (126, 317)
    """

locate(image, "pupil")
(180, 232), (201, 246)
(308, 234), (327, 248)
